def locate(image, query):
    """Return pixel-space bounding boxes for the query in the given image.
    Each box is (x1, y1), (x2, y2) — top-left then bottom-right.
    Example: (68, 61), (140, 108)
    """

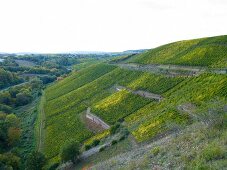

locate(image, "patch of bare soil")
(81, 112), (106, 133)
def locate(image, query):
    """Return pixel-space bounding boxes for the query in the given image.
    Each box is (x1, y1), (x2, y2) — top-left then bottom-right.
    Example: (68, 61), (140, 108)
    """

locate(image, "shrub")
(111, 140), (118, 145)
(99, 146), (105, 152)
(119, 135), (126, 141)
(0, 153), (20, 170)
(60, 141), (80, 164)
(151, 147), (160, 156)
(92, 139), (100, 147)
(48, 162), (59, 170)
(202, 144), (225, 161)
(110, 123), (121, 135)
(26, 151), (46, 170)
(84, 144), (92, 151)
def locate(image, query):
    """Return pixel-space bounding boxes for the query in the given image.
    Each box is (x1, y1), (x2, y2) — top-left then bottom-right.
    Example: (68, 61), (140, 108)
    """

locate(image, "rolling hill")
(38, 35), (227, 169)
(124, 35), (227, 68)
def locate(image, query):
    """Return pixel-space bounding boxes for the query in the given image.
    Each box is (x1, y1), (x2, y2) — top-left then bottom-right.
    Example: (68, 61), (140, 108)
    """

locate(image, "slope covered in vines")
(126, 35), (227, 68)
(43, 64), (183, 162)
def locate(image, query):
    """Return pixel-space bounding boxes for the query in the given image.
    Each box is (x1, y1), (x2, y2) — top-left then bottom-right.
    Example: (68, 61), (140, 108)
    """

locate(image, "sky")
(0, 0), (227, 53)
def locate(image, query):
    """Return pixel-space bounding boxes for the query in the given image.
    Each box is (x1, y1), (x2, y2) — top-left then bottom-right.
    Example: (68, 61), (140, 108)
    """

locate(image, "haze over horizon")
(0, 0), (227, 53)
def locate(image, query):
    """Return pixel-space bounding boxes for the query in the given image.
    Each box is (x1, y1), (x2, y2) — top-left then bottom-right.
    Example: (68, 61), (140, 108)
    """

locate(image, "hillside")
(38, 35), (227, 169)
(124, 35), (227, 68)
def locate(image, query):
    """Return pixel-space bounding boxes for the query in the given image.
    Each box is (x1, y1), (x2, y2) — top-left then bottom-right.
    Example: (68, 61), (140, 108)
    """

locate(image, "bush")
(202, 144), (225, 161)
(151, 147), (160, 156)
(111, 140), (118, 145)
(122, 128), (130, 136)
(119, 135), (126, 141)
(92, 139), (100, 147)
(99, 146), (106, 152)
(0, 153), (20, 170)
(60, 141), (80, 164)
(48, 162), (59, 170)
(110, 123), (121, 135)
(84, 144), (91, 151)
(26, 151), (46, 170)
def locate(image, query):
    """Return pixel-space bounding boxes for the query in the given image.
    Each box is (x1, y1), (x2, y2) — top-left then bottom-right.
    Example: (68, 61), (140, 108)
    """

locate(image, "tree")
(26, 151), (46, 170)
(60, 141), (80, 164)
(30, 78), (43, 89)
(0, 153), (20, 170)
(5, 114), (20, 127)
(15, 92), (32, 106)
(7, 127), (21, 146)
(0, 92), (12, 105)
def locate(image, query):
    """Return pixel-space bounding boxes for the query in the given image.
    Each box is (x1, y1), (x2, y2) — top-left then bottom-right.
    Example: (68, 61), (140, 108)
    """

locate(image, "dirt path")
(80, 142), (111, 160)
(37, 91), (46, 152)
(115, 85), (163, 101)
(114, 63), (227, 76)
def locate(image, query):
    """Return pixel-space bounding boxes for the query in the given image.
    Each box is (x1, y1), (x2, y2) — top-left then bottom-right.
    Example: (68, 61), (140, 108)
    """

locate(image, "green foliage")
(151, 147), (160, 156)
(0, 113), (21, 152)
(0, 152), (21, 170)
(84, 130), (110, 146)
(92, 90), (151, 124)
(60, 141), (80, 164)
(45, 63), (116, 101)
(99, 146), (106, 152)
(126, 73), (227, 142)
(84, 144), (92, 151)
(26, 151), (46, 170)
(5, 114), (20, 127)
(92, 139), (100, 147)
(47, 162), (59, 170)
(201, 144), (226, 161)
(43, 63), (185, 160)
(111, 140), (118, 145)
(127, 35), (227, 68)
(0, 68), (23, 90)
(15, 92), (33, 106)
(110, 123), (121, 135)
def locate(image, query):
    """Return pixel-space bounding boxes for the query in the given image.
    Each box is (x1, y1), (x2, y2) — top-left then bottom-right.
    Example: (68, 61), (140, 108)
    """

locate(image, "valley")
(37, 35), (227, 169)
(0, 35), (226, 170)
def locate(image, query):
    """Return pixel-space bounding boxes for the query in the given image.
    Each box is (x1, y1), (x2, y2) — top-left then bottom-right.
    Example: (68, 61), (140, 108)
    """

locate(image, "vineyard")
(126, 35), (227, 68)
(125, 73), (227, 142)
(45, 63), (116, 101)
(92, 90), (151, 124)
(42, 63), (184, 162)
(40, 35), (227, 169)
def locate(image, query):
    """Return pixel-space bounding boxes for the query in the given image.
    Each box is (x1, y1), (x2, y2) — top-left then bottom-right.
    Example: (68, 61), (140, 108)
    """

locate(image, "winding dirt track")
(115, 85), (163, 101)
(115, 63), (227, 76)
(37, 91), (46, 152)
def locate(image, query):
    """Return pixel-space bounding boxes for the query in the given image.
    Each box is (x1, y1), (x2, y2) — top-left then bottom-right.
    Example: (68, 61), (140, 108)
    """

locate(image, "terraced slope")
(41, 35), (227, 169)
(42, 64), (183, 164)
(45, 63), (116, 101)
(126, 35), (227, 68)
(126, 73), (227, 142)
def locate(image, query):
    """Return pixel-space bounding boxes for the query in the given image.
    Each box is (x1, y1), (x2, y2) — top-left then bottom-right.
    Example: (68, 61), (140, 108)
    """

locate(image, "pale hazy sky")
(0, 0), (226, 53)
